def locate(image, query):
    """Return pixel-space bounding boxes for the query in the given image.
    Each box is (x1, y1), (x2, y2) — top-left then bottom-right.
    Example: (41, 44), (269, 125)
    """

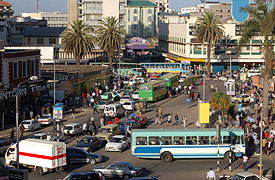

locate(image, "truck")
(5, 139), (66, 175)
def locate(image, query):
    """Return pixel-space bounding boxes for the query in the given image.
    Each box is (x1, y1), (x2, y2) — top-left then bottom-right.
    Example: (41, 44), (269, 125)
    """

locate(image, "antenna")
(37, 0), (39, 13)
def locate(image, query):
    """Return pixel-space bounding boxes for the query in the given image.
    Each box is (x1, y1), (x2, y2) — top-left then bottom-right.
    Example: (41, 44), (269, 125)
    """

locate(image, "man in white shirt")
(47, 133), (51, 141)
(206, 168), (216, 180)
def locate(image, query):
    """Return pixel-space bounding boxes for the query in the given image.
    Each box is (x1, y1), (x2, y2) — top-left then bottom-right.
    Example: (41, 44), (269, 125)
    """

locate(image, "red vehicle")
(135, 115), (149, 127)
(149, 74), (159, 80)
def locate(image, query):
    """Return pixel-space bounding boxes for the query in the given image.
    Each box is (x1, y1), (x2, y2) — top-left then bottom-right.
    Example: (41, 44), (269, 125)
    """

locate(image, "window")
(134, 16), (138, 22)
(161, 136), (172, 145)
(13, 62), (18, 79)
(148, 136), (160, 145)
(232, 136), (241, 145)
(49, 38), (56, 44)
(186, 136), (197, 145)
(133, 25), (138, 31)
(128, 10), (130, 22)
(37, 38), (44, 45)
(136, 137), (147, 145)
(22, 61), (27, 77)
(148, 25), (152, 31)
(0, 26), (4, 32)
(148, 9), (152, 14)
(174, 136), (185, 145)
(31, 60), (35, 76)
(148, 16), (152, 22)
(128, 25), (131, 34)
(198, 136), (210, 145)
(27, 38), (31, 44)
(223, 136), (231, 144)
(134, 9), (138, 14)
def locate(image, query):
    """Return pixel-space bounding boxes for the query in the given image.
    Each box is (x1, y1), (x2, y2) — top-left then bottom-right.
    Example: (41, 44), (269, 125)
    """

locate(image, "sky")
(10, 0), (232, 15)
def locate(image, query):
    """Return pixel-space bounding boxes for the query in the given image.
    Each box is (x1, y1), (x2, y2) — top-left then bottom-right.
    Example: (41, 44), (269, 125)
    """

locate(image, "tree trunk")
(108, 51), (113, 69)
(76, 58), (80, 65)
(207, 44), (211, 79)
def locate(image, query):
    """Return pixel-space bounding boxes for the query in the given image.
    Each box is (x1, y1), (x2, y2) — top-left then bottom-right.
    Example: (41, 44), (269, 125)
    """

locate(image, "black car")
(75, 136), (102, 152)
(66, 148), (102, 165)
(63, 172), (102, 180)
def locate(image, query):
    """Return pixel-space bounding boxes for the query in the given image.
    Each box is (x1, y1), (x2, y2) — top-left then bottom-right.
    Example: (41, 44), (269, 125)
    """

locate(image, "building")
(125, 0), (158, 38)
(67, 0), (78, 26)
(21, 12), (68, 27)
(181, 7), (196, 14)
(0, 1), (14, 18)
(151, 0), (170, 13)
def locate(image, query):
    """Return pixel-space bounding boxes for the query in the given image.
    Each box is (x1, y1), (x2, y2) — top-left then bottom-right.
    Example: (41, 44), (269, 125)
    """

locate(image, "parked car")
(131, 91), (139, 100)
(229, 172), (268, 180)
(66, 148), (102, 165)
(96, 124), (121, 141)
(105, 135), (131, 153)
(31, 133), (47, 140)
(75, 136), (102, 152)
(93, 162), (142, 180)
(63, 172), (102, 180)
(122, 100), (136, 111)
(101, 92), (120, 101)
(21, 120), (41, 132)
(64, 123), (83, 136)
(130, 177), (158, 180)
(104, 104), (125, 118)
(231, 94), (250, 103)
(120, 121), (140, 134)
(117, 89), (132, 97)
(37, 114), (54, 126)
(120, 96), (131, 104)
(98, 101), (112, 111)
(135, 115), (149, 127)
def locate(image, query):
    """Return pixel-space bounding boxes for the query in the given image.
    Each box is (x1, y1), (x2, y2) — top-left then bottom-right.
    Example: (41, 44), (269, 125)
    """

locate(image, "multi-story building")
(125, 0), (158, 38)
(0, 1), (13, 18)
(152, 0), (170, 13)
(21, 12), (68, 27)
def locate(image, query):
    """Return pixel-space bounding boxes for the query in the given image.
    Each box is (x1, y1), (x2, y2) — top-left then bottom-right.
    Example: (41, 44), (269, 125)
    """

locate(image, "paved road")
(2, 79), (275, 180)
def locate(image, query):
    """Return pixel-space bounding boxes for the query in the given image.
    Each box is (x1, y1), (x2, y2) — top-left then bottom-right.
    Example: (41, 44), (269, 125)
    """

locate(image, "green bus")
(158, 74), (179, 88)
(139, 80), (167, 101)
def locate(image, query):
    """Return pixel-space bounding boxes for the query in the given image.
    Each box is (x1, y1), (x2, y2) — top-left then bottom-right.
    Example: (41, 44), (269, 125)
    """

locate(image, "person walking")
(242, 154), (248, 171)
(47, 132), (51, 141)
(186, 98), (191, 108)
(93, 103), (98, 114)
(144, 98), (148, 110)
(91, 117), (97, 135)
(206, 168), (216, 180)
(100, 116), (105, 127)
(182, 115), (187, 128)
(196, 120), (201, 128)
(20, 123), (25, 137)
(114, 116), (119, 124)
(175, 113), (179, 126)
(82, 122), (87, 135)
(158, 106), (162, 119)
(154, 113), (161, 125)
(10, 128), (15, 143)
(167, 114), (172, 127)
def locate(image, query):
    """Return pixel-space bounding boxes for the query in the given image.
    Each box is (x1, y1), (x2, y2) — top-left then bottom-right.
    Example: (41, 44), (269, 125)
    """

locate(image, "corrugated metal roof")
(24, 27), (66, 37)
(127, 1), (156, 7)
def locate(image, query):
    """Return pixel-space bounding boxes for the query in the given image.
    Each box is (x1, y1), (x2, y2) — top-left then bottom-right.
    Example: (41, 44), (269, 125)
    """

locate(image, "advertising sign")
(53, 103), (63, 120)
(240, 73), (247, 81)
(199, 103), (210, 123)
(232, 0), (250, 23)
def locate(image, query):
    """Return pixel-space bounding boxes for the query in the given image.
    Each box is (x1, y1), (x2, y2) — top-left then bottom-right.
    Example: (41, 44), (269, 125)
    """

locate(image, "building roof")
(127, 1), (156, 7)
(24, 27), (66, 37)
(41, 65), (110, 75)
(0, 1), (11, 6)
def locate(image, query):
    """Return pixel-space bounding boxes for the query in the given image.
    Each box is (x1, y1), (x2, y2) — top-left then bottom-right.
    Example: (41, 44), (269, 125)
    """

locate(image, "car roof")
(112, 135), (126, 138)
(65, 123), (80, 126)
(113, 161), (131, 165)
(81, 136), (97, 139)
(101, 124), (119, 128)
(105, 103), (121, 107)
(234, 172), (256, 177)
(70, 172), (99, 176)
(32, 133), (46, 136)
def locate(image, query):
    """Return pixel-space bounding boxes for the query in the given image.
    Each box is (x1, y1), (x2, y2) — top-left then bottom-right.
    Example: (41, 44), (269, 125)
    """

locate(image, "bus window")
(161, 136), (172, 145)
(186, 136), (197, 145)
(199, 136), (210, 145)
(140, 86), (151, 91)
(223, 136), (231, 144)
(136, 137), (147, 145)
(211, 136), (218, 145)
(149, 137), (160, 145)
(232, 136), (241, 144)
(174, 136), (185, 145)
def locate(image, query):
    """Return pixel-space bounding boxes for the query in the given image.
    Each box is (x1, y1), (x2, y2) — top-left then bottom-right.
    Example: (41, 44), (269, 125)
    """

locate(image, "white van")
(104, 104), (125, 118)
(247, 69), (261, 78)
(128, 78), (145, 86)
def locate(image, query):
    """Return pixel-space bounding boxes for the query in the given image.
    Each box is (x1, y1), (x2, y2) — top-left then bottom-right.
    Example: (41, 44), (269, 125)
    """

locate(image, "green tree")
(61, 20), (94, 65)
(95, 17), (126, 69)
(238, 0), (275, 122)
(194, 12), (225, 78)
(210, 91), (231, 116)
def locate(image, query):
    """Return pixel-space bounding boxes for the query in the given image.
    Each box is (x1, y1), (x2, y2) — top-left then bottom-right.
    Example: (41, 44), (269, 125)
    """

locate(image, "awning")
(164, 52), (205, 63)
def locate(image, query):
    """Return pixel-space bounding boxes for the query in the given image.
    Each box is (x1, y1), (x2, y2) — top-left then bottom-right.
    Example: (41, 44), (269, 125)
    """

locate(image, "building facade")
(21, 12), (68, 27)
(0, 1), (13, 18)
(125, 0), (157, 38)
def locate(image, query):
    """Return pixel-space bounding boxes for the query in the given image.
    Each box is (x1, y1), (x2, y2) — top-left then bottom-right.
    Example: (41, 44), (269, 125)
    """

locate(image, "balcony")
(85, 19), (101, 26)
(82, 8), (102, 14)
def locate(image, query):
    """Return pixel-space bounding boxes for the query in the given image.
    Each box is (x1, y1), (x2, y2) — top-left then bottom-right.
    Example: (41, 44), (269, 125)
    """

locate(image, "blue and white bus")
(131, 128), (245, 162)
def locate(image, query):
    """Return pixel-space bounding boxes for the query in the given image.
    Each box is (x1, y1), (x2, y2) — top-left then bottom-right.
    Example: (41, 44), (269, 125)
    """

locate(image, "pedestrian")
(197, 92), (201, 101)
(182, 115), (187, 127)
(114, 116), (119, 124)
(267, 138), (272, 156)
(131, 112), (135, 120)
(196, 120), (201, 128)
(91, 117), (97, 135)
(242, 154), (248, 171)
(100, 116), (105, 127)
(191, 91), (195, 102)
(88, 121), (93, 135)
(167, 114), (172, 126)
(175, 113), (179, 126)
(30, 110), (33, 119)
(124, 111), (129, 121)
(93, 103), (98, 114)
(47, 132), (51, 141)
(20, 123), (25, 137)
(144, 98), (148, 110)
(10, 128), (14, 142)
(83, 122), (87, 135)
(186, 98), (191, 108)
(254, 137), (260, 154)
(158, 106), (162, 119)
(154, 113), (161, 125)
(206, 168), (216, 180)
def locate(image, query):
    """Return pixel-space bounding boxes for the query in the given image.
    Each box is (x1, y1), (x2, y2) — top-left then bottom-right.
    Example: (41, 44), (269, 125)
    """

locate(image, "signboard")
(240, 73), (247, 81)
(53, 103), (63, 120)
(232, 0), (249, 23)
(199, 103), (210, 123)
(9, 169), (28, 180)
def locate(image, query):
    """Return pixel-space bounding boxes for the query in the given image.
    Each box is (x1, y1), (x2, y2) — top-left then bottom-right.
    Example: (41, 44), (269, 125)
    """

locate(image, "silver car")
(93, 161), (142, 180)
(98, 101), (112, 111)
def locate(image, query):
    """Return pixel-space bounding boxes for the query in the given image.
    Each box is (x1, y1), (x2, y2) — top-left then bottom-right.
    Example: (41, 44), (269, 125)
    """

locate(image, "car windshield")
(79, 138), (91, 144)
(124, 102), (131, 105)
(125, 163), (135, 170)
(31, 135), (41, 139)
(112, 92), (118, 95)
(122, 97), (130, 100)
(99, 102), (106, 105)
(109, 137), (123, 143)
(41, 115), (50, 118)
(22, 121), (31, 124)
(65, 126), (73, 130)
(134, 92), (138, 94)
(100, 128), (111, 133)
(105, 107), (115, 111)
(229, 175), (245, 180)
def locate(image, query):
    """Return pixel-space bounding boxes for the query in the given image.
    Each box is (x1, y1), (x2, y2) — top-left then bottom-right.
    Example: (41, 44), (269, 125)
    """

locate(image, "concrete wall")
(68, 0), (78, 26)
(103, 0), (119, 19)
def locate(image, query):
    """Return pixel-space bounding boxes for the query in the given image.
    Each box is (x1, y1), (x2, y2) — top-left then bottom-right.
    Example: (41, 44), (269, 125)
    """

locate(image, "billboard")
(232, 0), (250, 23)
(199, 103), (210, 123)
(53, 104), (63, 120)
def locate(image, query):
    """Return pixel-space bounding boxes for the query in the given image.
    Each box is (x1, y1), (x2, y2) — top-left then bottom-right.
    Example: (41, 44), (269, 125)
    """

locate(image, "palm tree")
(95, 17), (126, 69)
(238, 0), (275, 122)
(194, 12), (225, 78)
(61, 20), (94, 65)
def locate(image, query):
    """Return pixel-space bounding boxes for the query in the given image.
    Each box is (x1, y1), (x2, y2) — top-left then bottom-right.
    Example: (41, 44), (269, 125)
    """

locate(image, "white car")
(120, 96), (131, 104)
(231, 94), (250, 103)
(64, 123), (83, 136)
(230, 172), (268, 180)
(21, 120), (41, 132)
(122, 100), (136, 111)
(105, 135), (131, 153)
(38, 114), (54, 125)
(131, 91), (139, 100)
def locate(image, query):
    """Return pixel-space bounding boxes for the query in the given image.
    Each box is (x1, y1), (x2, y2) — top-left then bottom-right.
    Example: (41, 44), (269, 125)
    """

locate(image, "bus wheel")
(161, 152), (173, 163)
(224, 151), (236, 161)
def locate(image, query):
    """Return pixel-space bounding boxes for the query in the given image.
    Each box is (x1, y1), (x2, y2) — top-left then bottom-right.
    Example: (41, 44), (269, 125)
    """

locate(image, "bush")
(182, 77), (199, 86)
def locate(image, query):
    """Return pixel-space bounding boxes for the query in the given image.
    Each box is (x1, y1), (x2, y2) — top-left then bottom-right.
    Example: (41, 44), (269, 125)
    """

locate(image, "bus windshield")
(140, 86), (151, 91)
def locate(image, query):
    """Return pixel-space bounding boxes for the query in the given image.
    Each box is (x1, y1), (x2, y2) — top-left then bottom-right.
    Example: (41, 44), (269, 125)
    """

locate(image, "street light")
(16, 76), (38, 169)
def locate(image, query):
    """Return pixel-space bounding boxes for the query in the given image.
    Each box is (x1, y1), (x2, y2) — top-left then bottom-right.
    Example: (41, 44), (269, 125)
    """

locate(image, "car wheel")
(123, 175), (130, 180)
(127, 143), (131, 149)
(89, 158), (96, 165)
(119, 148), (123, 153)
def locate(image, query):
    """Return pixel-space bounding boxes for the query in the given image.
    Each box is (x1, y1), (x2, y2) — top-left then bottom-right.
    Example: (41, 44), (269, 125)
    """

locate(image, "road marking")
(268, 155), (275, 165)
